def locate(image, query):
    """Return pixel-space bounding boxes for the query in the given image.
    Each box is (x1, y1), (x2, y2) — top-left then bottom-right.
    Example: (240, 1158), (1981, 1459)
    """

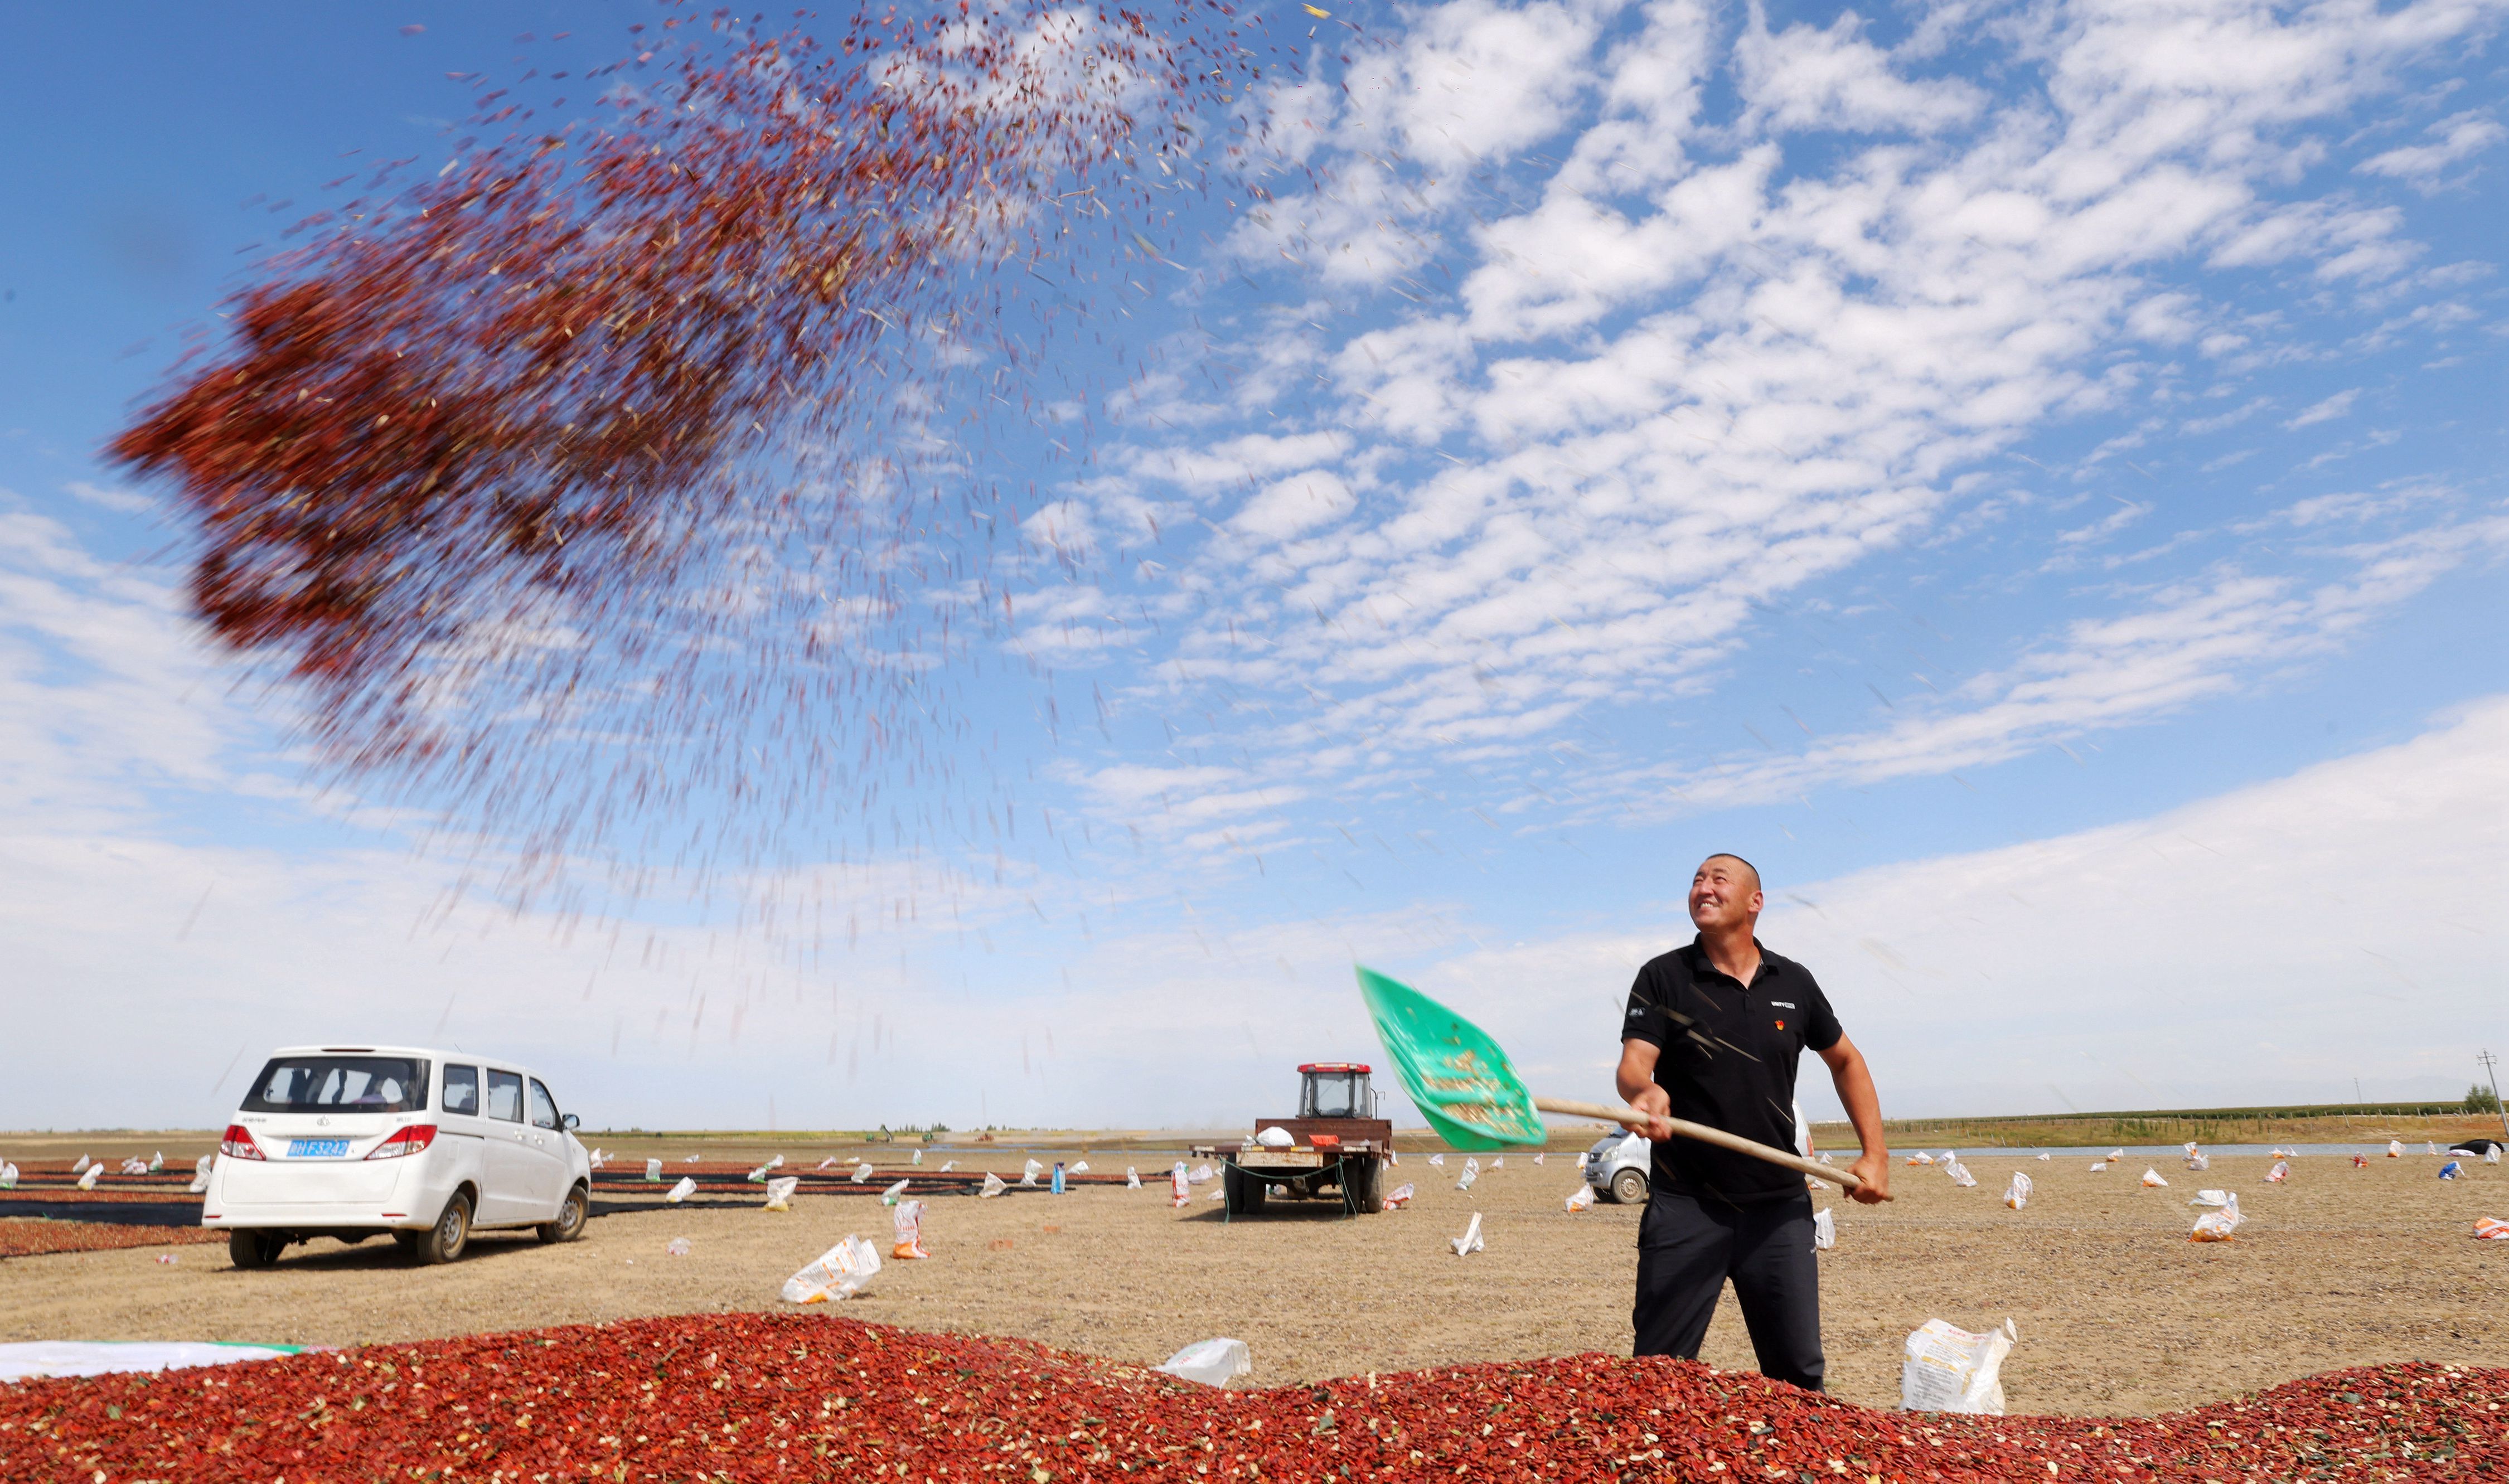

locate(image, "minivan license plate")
(287, 1138), (350, 1158)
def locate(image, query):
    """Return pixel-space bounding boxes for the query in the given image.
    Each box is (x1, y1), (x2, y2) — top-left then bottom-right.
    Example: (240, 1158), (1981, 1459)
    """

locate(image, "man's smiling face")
(1688, 854), (1763, 933)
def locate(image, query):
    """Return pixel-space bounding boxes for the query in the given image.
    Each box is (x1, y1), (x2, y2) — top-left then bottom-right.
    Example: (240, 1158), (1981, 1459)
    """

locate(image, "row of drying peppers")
(2, 1312), (2500, 1481)
(0, 1220), (226, 1261)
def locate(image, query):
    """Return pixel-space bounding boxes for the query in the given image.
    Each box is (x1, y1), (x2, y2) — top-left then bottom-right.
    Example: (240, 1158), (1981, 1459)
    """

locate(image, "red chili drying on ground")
(0, 1220), (225, 1260)
(1, 1312), (2498, 1481)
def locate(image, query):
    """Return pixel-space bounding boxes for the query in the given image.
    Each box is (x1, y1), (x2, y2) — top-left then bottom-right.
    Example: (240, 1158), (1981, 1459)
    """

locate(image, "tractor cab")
(1299, 1063), (1374, 1119)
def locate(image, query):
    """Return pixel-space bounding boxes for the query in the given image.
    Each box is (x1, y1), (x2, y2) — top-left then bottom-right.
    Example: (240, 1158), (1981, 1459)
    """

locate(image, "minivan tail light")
(365, 1123), (438, 1160)
(220, 1125), (264, 1160)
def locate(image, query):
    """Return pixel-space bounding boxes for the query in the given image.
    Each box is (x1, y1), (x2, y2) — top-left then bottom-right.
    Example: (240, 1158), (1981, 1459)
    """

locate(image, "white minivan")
(204, 1045), (592, 1268)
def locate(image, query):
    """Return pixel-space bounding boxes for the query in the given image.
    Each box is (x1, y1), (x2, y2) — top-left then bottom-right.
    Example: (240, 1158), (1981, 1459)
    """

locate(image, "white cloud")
(1058, 0), (2498, 822)
(2283, 387), (2360, 428)
(2358, 110), (2507, 187)
(1735, 10), (1986, 135)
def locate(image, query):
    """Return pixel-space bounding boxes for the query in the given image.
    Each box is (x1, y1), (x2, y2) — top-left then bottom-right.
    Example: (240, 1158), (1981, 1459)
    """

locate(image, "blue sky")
(4, 0), (2505, 1134)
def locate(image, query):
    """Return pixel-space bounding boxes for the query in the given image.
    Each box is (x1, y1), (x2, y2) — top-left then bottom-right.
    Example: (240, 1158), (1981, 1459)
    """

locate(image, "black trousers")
(1632, 1186), (1824, 1391)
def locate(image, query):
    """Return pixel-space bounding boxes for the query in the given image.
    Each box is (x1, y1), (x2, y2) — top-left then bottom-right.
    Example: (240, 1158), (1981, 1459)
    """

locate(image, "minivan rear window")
(241, 1056), (429, 1114)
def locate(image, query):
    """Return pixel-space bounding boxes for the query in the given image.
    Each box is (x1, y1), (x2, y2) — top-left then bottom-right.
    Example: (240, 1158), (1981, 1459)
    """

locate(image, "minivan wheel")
(1610, 1168), (1649, 1204)
(536, 1183), (589, 1244)
(227, 1230), (285, 1269)
(412, 1191), (472, 1265)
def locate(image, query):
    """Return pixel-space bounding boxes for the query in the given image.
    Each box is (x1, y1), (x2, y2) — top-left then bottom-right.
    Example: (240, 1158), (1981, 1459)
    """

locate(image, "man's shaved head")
(1687, 853), (1764, 934)
(1702, 853), (1761, 891)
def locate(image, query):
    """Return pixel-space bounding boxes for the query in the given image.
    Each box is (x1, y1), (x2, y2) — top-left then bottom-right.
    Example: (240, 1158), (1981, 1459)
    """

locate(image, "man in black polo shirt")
(1615, 852), (1890, 1391)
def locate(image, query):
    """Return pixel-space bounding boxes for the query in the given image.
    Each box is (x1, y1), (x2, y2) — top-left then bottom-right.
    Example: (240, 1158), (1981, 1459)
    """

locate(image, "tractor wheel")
(1343, 1156), (1381, 1214)
(1611, 1168), (1650, 1204)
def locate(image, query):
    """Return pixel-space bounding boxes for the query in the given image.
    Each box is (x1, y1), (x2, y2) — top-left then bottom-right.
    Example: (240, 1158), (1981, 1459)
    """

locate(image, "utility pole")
(2480, 1050), (2508, 1144)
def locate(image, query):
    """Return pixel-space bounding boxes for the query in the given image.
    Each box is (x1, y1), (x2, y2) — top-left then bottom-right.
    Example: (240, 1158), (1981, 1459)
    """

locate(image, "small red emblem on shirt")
(1774, 1019), (1786, 1031)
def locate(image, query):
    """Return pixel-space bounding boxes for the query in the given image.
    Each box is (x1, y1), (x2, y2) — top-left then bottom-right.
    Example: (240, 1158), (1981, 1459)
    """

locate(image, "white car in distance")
(205, 1045), (592, 1267)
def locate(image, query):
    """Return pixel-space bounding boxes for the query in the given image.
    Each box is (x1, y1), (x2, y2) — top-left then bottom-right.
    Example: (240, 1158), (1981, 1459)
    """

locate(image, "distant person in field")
(1615, 852), (1890, 1392)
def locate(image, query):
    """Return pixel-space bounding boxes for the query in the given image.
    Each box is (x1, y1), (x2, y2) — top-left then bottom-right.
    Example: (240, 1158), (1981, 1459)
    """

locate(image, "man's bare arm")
(1615, 1039), (1674, 1140)
(1815, 1034), (1891, 1204)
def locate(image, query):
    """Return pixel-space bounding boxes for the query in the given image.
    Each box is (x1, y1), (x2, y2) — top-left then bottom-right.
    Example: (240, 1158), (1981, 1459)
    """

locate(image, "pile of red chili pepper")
(109, 1), (1263, 874)
(0, 1220), (225, 1260)
(2, 1313), (2498, 1481)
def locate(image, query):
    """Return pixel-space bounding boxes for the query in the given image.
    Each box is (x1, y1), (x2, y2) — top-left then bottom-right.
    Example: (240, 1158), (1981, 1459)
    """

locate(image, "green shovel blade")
(1356, 965), (1548, 1151)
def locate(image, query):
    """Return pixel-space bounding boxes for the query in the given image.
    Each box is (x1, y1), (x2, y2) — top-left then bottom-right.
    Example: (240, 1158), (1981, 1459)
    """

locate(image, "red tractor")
(1223, 1063), (1393, 1215)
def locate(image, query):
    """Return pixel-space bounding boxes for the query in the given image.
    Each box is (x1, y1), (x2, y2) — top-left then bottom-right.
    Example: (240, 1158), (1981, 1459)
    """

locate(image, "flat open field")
(2, 1148), (2500, 1415)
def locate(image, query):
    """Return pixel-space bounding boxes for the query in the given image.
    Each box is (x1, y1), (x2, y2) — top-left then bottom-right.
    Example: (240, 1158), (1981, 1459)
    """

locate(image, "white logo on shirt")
(1770, 1001), (1796, 1009)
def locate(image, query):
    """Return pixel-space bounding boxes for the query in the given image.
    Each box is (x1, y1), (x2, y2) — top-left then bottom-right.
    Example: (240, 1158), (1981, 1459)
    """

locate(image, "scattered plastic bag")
(2036, 1152), (2051, 1162)
(2190, 1194), (2242, 1241)
(187, 1156), (211, 1194)
(2353, 1154), (2369, 1168)
(2140, 1168), (2169, 1188)
(665, 1176), (697, 1204)
(1021, 1158), (1045, 1186)
(762, 1176), (800, 1211)
(2185, 1152), (2210, 1172)
(1451, 1211), (1484, 1257)
(892, 1200), (928, 1259)
(686, 1154), (701, 1163)
(1900, 1318), (2017, 1415)
(666, 1236), (692, 1257)
(1169, 1162), (1189, 1208)
(120, 1158), (148, 1176)
(747, 1163), (774, 1184)
(70, 1155), (89, 1174)
(0, 1341), (301, 1382)
(2388, 1141), (2405, 1158)
(2183, 1141), (2199, 1156)
(1533, 1153), (1545, 1165)
(781, 1236), (881, 1303)
(2474, 1218), (2509, 1241)
(1905, 1152), (1934, 1166)
(645, 1158), (664, 1182)
(1427, 1153), (1447, 1167)
(816, 1156), (841, 1171)
(1070, 1161), (1089, 1174)
(1456, 1158), (1479, 1192)
(1382, 1182), (1415, 1211)
(1573, 1152), (1587, 1171)
(2427, 1142), (2440, 1156)
(589, 1148), (606, 1170)
(2489, 1147), (2502, 1165)
(2267, 1160), (2290, 1184)
(2108, 1149), (2124, 1161)
(1944, 1160), (1977, 1188)
(2003, 1173), (2031, 1210)
(0, 1162), (19, 1190)
(1154, 1338), (1251, 1388)
(2089, 1161), (2108, 1172)
(882, 1178), (910, 1205)
(78, 1166), (103, 1191)
(1126, 1167), (1141, 1189)
(2190, 1189), (2230, 1208)
(1255, 1127), (1295, 1148)
(1490, 1156), (1504, 1170)
(940, 1160), (957, 1173)
(1565, 1184), (1594, 1212)
(1813, 1207), (1835, 1251)
(981, 1172), (1008, 1199)
(1188, 1163), (1214, 1184)
(148, 1152), (164, 1172)
(912, 1150), (924, 1166)
(852, 1163), (874, 1184)
(2439, 1161), (2463, 1181)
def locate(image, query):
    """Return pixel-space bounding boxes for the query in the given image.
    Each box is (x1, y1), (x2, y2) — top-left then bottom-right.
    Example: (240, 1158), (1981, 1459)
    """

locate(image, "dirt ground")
(2, 1147), (2500, 1415)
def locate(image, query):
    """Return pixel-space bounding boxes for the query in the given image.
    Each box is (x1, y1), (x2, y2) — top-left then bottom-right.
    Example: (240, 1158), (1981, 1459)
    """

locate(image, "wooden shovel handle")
(1532, 1097), (1882, 1197)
